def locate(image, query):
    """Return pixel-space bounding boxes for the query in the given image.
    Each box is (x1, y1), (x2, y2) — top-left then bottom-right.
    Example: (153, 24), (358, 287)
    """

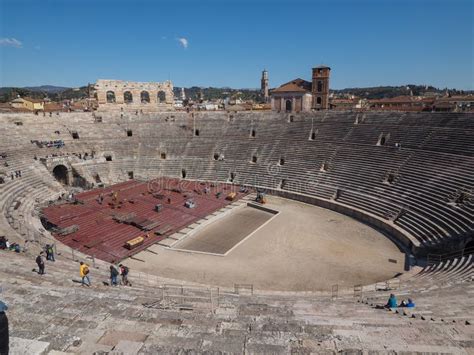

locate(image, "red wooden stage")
(41, 178), (250, 263)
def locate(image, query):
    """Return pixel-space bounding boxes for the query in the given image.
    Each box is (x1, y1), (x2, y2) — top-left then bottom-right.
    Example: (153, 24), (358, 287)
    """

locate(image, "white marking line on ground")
(169, 203), (280, 256)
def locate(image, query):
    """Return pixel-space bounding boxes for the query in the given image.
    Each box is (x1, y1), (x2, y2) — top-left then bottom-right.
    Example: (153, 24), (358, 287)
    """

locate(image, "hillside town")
(0, 68), (473, 113)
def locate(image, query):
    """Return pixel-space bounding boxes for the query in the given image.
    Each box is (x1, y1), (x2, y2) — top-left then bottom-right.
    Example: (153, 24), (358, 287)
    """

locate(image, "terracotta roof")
(272, 78), (312, 93)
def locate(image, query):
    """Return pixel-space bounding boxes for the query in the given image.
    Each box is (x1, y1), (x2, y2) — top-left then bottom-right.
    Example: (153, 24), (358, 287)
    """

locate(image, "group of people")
(0, 236), (21, 253)
(109, 264), (131, 287)
(10, 170), (22, 180)
(35, 244), (56, 275)
(36, 252), (131, 288)
(384, 294), (415, 309)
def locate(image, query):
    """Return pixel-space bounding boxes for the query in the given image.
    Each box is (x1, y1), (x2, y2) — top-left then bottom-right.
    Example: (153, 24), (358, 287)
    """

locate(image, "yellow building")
(10, 97), (45, 111)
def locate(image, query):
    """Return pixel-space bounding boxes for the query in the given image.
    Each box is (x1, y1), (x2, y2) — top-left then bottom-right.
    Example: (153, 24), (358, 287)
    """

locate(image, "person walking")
(46, 244), (55, 262)
(0, 299), (8, 355)
(109, 265), (119, 286)
(119, 264), (131, 286)
(36, 252), (45, 275)
(79, 262), (91, 287)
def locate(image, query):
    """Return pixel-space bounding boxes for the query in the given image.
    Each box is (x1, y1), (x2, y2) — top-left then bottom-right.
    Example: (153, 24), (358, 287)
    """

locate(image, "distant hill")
(1, 84), (471, 104)
(24, 85), (70, 93)
(0, 86), (89, 103)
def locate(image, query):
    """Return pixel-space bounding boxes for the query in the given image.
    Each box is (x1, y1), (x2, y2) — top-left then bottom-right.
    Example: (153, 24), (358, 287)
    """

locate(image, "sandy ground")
(126, 196), (406, 292)
(173, 205), (274, 254)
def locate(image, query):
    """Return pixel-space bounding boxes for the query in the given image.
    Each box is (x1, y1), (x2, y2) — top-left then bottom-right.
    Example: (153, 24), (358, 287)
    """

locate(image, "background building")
(271, 66), (331, 112)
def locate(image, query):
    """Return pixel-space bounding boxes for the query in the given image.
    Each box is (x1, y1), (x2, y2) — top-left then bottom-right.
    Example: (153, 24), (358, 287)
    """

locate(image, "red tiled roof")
(272, 78), (312, 93)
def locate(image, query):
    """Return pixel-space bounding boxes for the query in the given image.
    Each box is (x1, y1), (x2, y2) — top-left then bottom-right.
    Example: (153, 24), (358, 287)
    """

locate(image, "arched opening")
(161, 152), (167, 159)
(285, 100), (292, 112)
(250, 129), (256, 138)
(279, 158), (285, 166)
(157, 90), (166, 103)
(106, 91), (116, 103)
(194, 129), (200, 136)
(251, 155), (258, 163)
(124, 91), (133, 104)
(310, 131), (317, 140)
(317, 81), (323, 92)
(140, 91), (150, 104)
(127, 129), (133, 137)
(465, 240), (474, 251)
(53, 165), (69, 185)
(316, 97), (322, 105)
(213, 153), (219, 160)
(380, 136), (386, 146)
(181, 169), (187, 178)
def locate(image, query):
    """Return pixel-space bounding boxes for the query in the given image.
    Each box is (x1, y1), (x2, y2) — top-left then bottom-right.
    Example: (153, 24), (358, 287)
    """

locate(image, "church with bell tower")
(270, 65), (331, 112)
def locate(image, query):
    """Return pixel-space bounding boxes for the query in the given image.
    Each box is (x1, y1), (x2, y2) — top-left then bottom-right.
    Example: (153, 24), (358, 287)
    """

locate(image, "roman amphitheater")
(0, 109), (473, 353)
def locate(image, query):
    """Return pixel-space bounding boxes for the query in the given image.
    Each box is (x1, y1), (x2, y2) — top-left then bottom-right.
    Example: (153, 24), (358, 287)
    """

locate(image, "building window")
(128, 171), (134, 179)
(124, 91), (133, 103)
(105, 155), (112, 161)
(161, 152), (166, 159)
(106, 91), (116, 103)
(157, 91), (166, 103)
(72, 131), (80, 139)
(279, 158), (285, 165)
(213, 153), (219, 160)
(140, 91), (150, 103)
(317, 81), (323, 92)
(250, 129), (256, 138)
(251, 155), (257, 163)
(181, 169), (187, 178)
(127, 129), (133, 137)
(194, 129), (200, 136)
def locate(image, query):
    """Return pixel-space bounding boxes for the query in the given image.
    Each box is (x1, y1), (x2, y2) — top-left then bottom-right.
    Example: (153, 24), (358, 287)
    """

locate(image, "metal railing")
(427, 245), (474, 265)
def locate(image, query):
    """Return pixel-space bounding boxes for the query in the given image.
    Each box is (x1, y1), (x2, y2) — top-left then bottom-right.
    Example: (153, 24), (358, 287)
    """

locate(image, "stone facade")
(94, 79), (174, 112)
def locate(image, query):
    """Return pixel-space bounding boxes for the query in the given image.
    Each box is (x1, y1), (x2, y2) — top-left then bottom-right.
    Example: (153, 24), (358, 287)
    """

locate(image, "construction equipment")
(226, 192), (237, 201)
(256, 190), (267, 204)
(185, 199), (196, 208)
(124, 236), (144, 250)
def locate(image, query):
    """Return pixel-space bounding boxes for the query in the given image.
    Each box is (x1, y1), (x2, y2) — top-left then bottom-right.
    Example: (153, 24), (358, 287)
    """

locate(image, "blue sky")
(0, 0), (473, 89)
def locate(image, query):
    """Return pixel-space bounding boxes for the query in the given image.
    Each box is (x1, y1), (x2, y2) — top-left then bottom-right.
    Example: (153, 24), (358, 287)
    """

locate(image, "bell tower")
(312, 65), (331, 110)
(261, 69), (269, 103)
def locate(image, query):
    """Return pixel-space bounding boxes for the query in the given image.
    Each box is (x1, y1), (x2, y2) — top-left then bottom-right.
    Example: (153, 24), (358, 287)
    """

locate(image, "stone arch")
(140, 91), (150, 104)
(316, 97), (322, 105)
(106, 91), (116, 103)
(124, 91), (133, 104)
(285, 100), (292, 112)
(53, 164), (69, 185)
(157, 90), (166, 103)
(465, 239), (474, 251)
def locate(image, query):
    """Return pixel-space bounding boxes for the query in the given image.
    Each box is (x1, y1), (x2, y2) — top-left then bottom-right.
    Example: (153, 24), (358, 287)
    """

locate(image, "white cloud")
(177, 37), (188, 49)
(0, 38), (22, 48)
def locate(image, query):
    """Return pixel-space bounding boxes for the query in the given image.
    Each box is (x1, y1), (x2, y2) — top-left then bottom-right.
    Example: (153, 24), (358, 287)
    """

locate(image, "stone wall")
(94, 79), (174, 112)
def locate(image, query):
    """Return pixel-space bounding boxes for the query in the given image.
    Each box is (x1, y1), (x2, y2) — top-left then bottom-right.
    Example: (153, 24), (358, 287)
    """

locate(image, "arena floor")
(172, 204), (276, 254)
(126, 196), (406, 292)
